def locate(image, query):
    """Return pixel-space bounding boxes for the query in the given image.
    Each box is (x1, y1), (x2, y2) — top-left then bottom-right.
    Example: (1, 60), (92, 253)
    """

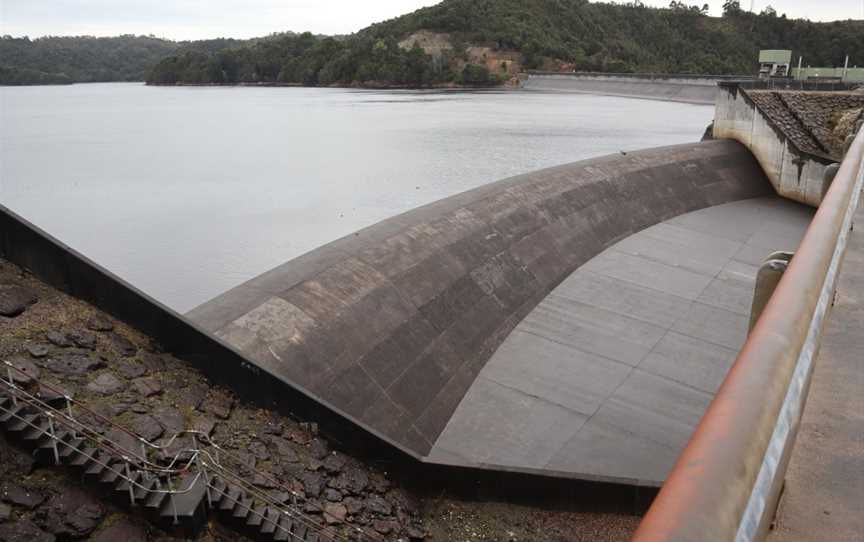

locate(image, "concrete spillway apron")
(631, 129), (864, 541)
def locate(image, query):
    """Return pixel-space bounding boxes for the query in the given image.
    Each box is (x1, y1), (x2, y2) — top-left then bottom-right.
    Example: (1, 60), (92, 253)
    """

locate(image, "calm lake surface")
(1, 83), (713, 312)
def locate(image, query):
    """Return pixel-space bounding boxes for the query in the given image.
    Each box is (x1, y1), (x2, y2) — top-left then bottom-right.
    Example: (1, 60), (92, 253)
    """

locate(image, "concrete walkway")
(770, 194), (864, 541)
(429, 197), (814, 485)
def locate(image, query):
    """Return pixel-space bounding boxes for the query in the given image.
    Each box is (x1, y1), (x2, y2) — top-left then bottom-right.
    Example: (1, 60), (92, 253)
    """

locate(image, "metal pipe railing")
(0, 366), (378, 542)
(631, 127), (864, 541)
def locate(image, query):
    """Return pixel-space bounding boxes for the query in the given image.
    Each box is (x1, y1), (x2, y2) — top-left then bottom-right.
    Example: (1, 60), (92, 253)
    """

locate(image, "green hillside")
(0, 35), (183, 84)
(3, 1), (862, 87)
(146, 0), (864, 87)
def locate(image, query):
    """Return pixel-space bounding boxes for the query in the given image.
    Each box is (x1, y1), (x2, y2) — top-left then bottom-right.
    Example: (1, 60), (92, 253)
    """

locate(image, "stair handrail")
(0, 395), (337, 535)
(0, 398), (205, 492)
(2, 361), (383, 541)
(191, 430), (382, 540)
(0, 380), (203, 476)
(2, 360), (204, 459)
(196, 449), (358, 542)
(1, 365), (199, 473)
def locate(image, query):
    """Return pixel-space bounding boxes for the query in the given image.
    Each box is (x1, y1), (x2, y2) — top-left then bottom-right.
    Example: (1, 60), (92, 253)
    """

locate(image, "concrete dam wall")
(188, 140), (775, 480)
(521, 72), (735, 104)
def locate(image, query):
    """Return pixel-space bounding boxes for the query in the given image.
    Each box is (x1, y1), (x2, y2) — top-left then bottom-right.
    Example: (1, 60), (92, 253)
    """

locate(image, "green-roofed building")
(759, 50), (792, 78)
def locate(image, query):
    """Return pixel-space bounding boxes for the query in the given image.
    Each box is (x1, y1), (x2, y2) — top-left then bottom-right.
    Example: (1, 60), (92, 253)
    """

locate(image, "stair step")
(114, 470), (141, 494)
(58, 437), (85, 459)
(232, 496), (253, 520)
(260, 507), (279, 534)
(273, 514), (294, 541)
(246, 503), (267, 527)
(33, 431), (72, 463)
(36, 429), (71, 448)
(83, 452), (109, 477)
(99, 461), (126, 484)
(145, 483), (168, 510)
(292, 521), (308, 541)
(0, 404), (27, 424)
(69, 447), (97, 467)
(133, 476), (157, 501)
(6, 413), (40, 433)
(219, 486), (242, 512)
(159, 474), (208, 519)
(208, 478), (227, 505)
(20, 419), (50, 442)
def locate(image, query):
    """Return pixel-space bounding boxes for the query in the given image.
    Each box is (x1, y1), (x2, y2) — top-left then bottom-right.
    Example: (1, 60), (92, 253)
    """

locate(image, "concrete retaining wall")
(522, 73), (733, 104)
(713, 84), (836, 207)
(189, 140), (774, 463)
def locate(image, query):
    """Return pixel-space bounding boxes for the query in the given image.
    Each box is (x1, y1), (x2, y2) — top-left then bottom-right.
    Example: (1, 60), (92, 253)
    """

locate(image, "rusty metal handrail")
(631, 127), (864, 542)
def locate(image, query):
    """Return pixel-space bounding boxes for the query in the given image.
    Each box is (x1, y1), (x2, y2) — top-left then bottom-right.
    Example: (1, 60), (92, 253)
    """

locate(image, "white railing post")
(168, 475), (179, 525)
(46, 414), (60, 465)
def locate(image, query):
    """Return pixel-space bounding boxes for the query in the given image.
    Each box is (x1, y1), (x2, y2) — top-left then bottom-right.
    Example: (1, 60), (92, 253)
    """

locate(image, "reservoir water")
(1, 83), (713, 312)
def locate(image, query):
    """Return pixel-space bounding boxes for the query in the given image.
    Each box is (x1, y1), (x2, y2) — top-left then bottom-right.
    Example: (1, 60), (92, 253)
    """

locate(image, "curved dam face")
(522, 73), (725, 105)
(188, 140), (777, 482)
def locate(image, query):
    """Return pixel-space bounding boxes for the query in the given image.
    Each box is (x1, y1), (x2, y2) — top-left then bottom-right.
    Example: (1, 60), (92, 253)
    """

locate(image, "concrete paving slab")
(519, 297), (668, 366)
(639, 331), (738, 394)
(429, 377), (588, 470)
(553, 271), (692, 329)
(667, 202), (767, 242)
(610, 233), (732, 277)
(696, 275), (755, 316)
(544, 418), (678, 485)
(581, 250), (715, 300)
(480, 330), (632, 416)
(732, 242), (777, 266)
(638, 222), (744, 259)
(431, 196), (813, 485)
(594, 369), (713, 450)
(671, 301), (749, 350)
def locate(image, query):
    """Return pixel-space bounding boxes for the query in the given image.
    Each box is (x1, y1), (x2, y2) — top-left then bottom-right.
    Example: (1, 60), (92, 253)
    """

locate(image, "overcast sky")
(1, 0), (861, 41)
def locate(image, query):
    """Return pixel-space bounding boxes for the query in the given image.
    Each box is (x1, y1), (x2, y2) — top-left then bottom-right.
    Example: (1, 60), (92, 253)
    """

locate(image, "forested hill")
(3, 1), (862, 87)
(0, 36), (185, 85)
(146, 0), (863, 88)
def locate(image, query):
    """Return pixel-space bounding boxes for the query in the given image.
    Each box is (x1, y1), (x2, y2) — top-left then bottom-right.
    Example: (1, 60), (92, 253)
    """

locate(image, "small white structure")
(758, 50), (792, 79)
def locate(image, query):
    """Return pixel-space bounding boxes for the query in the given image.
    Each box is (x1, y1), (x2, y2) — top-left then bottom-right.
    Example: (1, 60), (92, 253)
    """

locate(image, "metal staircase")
(0, 361), (379, 542)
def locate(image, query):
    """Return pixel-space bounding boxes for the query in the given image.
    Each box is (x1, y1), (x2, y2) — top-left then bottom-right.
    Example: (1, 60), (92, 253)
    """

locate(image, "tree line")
(0, 35), (183, 85)
(147, 0), (863, 87)
(3, 0), (862, 87)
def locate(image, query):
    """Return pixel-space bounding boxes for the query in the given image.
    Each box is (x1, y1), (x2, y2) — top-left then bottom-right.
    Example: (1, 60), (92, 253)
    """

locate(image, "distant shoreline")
(145, 80), (512, 90)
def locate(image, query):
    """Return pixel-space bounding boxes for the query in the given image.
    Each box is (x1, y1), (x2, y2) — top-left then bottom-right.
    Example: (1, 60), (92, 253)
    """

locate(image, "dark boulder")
(110, 334), (137, 357)
(23, 343), (50, 359)
(42, 352), (104, 375)
(0, 484), (44, 509)
(85, 373), (125, 395)
(85, 316), (114, 332)
(67, 330), (97, 350)
(128, 414), (164, 442)
(45, 332), (71, 348)
(0, 285), (37, 317)
(6, 357), (40, 385)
